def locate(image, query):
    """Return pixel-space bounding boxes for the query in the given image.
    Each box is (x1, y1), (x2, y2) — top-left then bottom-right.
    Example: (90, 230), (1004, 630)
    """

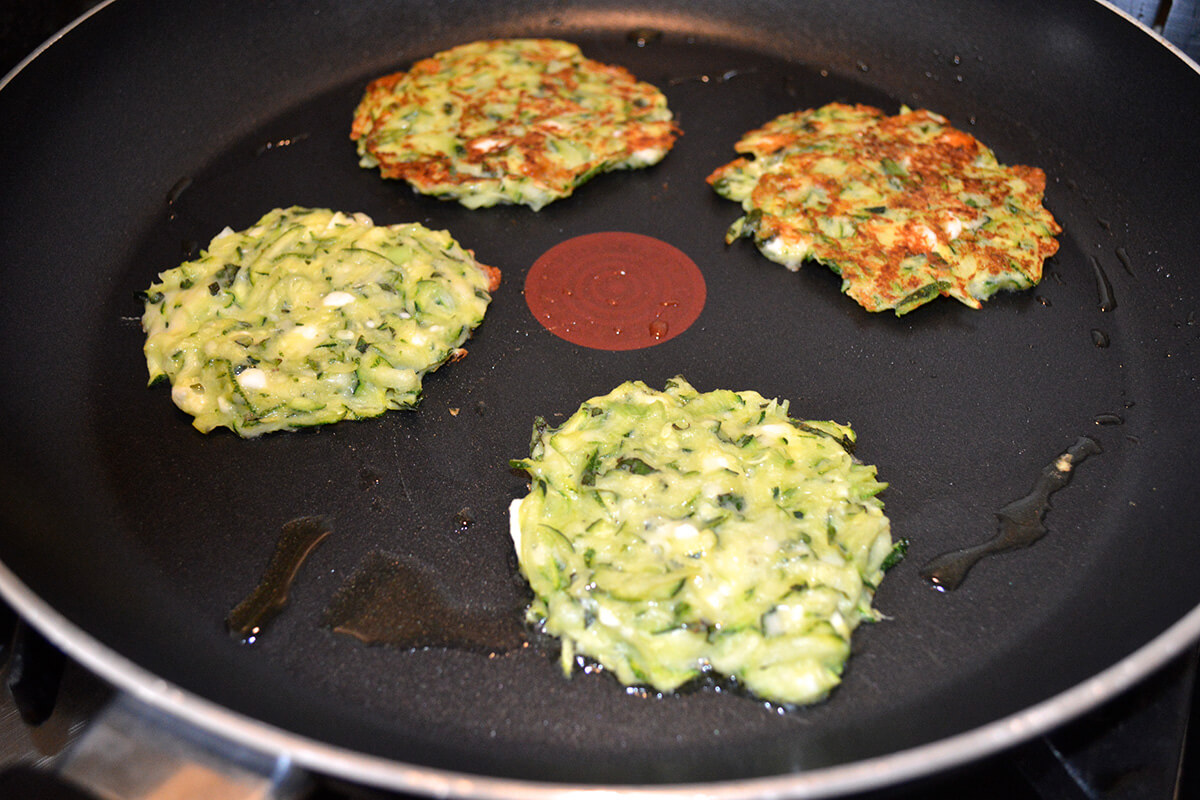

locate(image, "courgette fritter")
(708, 103), (1061, 315)
(141, 207), (499, 437)
(351, 39), (680, 210)
(509, 377), (898, 706)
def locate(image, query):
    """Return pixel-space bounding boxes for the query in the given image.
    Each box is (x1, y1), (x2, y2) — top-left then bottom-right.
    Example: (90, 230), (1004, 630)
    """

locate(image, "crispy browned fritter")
(708, 103), (1061, 315)
(352, 39), (679, 210)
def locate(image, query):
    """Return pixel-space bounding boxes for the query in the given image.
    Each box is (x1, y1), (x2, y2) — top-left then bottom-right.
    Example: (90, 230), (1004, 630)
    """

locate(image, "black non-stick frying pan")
(2, 0), (1199, 795)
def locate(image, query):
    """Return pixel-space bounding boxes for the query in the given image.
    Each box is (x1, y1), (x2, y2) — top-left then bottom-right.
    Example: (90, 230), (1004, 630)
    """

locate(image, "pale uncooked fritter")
(508, 377), (900, 706)
(708, 103), (1062, 315)
(351, 39), (680, 210)
(141, 206), (499, 437)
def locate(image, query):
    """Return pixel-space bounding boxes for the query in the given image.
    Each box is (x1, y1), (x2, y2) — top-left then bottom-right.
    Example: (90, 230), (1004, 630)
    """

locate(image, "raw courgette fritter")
(350, 39), (680, 210)
(141, 207), (500, 437)
(708, 103), (1062, 315)
(508, 377), (899, 706)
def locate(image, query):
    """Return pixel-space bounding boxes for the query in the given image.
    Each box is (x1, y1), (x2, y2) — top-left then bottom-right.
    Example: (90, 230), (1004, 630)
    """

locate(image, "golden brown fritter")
(352, 39), (679, 210)
(708, 103), (1061, 315)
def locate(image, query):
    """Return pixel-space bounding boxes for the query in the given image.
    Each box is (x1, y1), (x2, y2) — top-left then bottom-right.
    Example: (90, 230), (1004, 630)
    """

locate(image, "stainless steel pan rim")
(4, 558), (1199, 798)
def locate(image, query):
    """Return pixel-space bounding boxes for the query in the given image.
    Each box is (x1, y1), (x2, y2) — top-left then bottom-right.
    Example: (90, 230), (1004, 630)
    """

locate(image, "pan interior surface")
(0, 0), (1199, 791)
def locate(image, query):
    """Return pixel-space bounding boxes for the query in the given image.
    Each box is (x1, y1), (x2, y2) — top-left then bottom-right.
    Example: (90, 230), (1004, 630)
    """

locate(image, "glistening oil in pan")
(322, 550), (526, 654)
(921, 437), (1102, 591)
(227, 515), (333, 645)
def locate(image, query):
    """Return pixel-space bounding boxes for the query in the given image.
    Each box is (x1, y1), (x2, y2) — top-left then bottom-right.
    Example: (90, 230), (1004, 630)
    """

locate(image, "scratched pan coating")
(0, 0), (1198, 794)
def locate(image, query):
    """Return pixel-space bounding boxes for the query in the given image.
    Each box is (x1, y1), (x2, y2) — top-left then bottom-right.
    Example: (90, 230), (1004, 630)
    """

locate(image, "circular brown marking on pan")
(524, 232), (706, 351)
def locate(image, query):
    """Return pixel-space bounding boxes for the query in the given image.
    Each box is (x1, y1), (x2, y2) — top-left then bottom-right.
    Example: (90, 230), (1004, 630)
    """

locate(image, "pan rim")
(1093, 0), (1200, 73)
(2, 0), (1199, 795)
(3, 558), (1199, 797)
(5, 0), (1198, 99)
(0, 0), (118, 90)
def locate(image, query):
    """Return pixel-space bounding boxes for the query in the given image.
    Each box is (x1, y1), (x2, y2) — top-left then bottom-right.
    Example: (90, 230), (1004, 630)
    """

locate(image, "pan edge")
(2, 557), (1199, 797)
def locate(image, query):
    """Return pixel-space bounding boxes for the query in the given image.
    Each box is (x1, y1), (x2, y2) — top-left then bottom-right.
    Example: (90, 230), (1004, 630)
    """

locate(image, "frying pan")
(2, 0), (1199, 795)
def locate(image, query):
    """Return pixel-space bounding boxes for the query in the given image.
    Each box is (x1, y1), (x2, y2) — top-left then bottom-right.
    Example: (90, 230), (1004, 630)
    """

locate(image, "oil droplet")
(359, 468), (380, 491)
(255, 132), (310, 156)
(166, 176), (193, 221)
(1090, 256), (1116, 311)
(921, 438), (1101, 591)
(455, 507), (476, 529)
(226, 516), (332, 643)
(1094, 412), (1124, 425)
(166, 176), (193, 206)
(1090, 329), (1110, 348)
(667, 68), (752, 87)
(649, 319), (669, 339)
(627, 27), (662, 47)
(1036, 295), (1052, 307)
(321, 551), (525, 653)
(1115, 247), (1134, 276)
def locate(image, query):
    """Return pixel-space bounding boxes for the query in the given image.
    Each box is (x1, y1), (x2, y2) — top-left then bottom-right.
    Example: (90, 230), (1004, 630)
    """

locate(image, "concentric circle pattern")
(524, 231), (706, 350)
